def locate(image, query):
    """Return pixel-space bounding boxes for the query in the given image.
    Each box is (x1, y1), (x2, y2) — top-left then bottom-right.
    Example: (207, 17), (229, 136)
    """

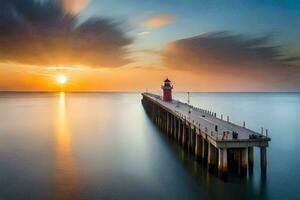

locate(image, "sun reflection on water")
(53, 92), (80, 200)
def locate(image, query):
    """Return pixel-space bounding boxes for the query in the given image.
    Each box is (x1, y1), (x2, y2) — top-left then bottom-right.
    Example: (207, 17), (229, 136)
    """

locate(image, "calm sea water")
(0, 92), (299, 200)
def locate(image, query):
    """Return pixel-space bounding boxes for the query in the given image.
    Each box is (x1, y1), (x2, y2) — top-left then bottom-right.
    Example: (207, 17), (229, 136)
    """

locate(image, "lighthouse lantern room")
(161, 78), (173, 101)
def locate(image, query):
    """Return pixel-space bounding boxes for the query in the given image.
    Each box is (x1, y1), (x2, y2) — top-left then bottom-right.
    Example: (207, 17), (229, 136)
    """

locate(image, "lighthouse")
(161, 78), (173, 101)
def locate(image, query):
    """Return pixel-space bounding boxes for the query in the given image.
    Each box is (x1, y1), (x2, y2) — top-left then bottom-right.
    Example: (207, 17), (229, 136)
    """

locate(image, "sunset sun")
(57, 75), (67, 85)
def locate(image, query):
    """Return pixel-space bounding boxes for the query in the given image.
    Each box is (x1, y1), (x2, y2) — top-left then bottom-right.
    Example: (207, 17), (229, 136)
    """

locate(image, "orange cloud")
(0, 0), (132, 68)
(63, 0), (90, 14)
(142, 14), (175, 28)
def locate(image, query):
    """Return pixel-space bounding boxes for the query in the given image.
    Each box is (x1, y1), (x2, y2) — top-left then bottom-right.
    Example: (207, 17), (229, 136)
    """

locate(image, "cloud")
(63, 0), (90, 14)
(142, 14), (175, 28)
(137, 31), (150, 36)
(0, 0), (132, 68)
(163, 32), (300, 89)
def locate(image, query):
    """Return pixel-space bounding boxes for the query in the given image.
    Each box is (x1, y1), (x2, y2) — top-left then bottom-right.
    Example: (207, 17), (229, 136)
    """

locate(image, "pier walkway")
(144, 93), (269, 146)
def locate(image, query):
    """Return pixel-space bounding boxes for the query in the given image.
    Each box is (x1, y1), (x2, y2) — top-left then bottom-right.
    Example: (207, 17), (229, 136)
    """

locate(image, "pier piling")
(248, 147), (254, 175)
(208, 143), (215, 172)
(260, 147), (267, 174)
(240, 148), (248, 175)
(202, 138), (208, 163)
(195, 134), (202, 159)
(218, 148), (228, 178)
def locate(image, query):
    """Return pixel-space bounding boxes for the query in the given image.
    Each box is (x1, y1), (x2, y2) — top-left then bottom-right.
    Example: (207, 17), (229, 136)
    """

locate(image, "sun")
(57, 74), (67, 85)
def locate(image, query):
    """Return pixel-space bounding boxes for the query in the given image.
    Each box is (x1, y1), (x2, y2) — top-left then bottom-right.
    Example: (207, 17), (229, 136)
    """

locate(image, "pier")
(141, 79), (270, 178)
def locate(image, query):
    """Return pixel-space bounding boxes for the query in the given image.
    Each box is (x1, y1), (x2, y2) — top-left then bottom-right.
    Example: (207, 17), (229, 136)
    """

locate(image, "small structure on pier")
(161, 78), (173, 101)
(142, 79), (270, 179)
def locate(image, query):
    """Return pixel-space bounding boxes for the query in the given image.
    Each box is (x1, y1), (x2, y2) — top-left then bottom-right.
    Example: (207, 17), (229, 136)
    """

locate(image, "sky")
(0, 0), (299, 92)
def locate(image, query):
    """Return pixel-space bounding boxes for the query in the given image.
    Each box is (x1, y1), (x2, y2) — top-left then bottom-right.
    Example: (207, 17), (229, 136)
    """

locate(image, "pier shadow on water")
(153, 126), (269, 200)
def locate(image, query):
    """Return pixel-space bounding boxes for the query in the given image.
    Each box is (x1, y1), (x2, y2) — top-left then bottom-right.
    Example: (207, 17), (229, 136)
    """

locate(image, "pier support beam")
(248, 147), (254, 175)
(177, 122), (182, 142)
(161, 112), (164, 130)
(173, 117), (176, 138)
(172, 116), (175, 137)
(173, 118), (176, 139)
(167, 113), (171, 135)
(190, 128), (196, 154)
(175, 119), (179, 139)
(182, 125), (187, 147)
(170, 116), (174, 137)
(240, 148), (248, 175)
(218, 148), (228, 178)
(208, 143), (217, 172)
(195, 134), (202, 159)
(187, 127), (191, 150)
(190, 128), (194, 152)
(157, 108), (160, 128)
(260, 147), (267, 174)
(233, 149), (240, 172)
(202, 138), (208, 163)
(163, 110), (167, 133)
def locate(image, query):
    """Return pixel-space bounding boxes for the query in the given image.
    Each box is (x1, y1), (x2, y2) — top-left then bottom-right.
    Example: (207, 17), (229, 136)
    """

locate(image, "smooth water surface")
(0, 92), (299, 200)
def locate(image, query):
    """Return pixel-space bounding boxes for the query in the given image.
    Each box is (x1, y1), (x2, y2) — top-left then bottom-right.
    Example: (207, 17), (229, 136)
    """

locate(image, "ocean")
(0, 92), (299, 200)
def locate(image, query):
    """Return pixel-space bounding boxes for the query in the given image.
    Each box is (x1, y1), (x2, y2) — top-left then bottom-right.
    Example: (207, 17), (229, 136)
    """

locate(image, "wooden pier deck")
(142, 92), (271, 177)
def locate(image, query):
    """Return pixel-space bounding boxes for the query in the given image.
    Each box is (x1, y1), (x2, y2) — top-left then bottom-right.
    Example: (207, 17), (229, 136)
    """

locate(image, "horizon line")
(0, 90), (300, 93)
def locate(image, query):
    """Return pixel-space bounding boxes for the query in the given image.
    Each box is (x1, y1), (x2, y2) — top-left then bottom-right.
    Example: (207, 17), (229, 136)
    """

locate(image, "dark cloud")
(0, 0), (132, 68)
(163, 32), (300, 90)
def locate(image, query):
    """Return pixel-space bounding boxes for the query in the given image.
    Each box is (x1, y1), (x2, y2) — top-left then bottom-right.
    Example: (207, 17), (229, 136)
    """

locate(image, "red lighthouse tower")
(161, 78), (173, 101)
